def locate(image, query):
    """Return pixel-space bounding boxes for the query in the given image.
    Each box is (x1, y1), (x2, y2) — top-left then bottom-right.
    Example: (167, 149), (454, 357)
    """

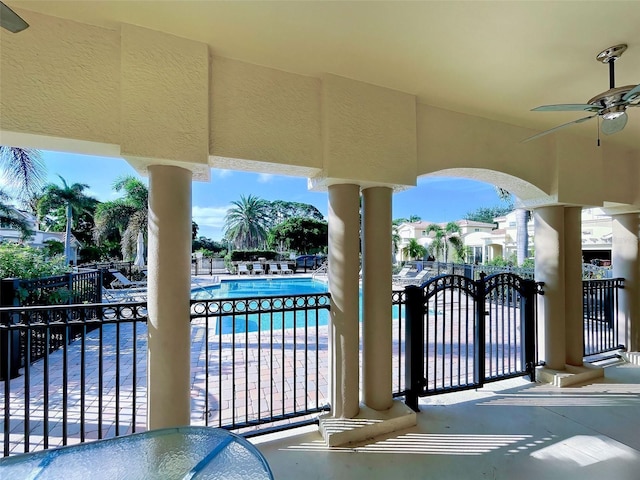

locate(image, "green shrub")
(0, 243), (69, 280)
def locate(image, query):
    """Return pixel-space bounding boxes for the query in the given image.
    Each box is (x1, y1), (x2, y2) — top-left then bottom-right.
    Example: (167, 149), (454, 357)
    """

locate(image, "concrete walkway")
(254, 359), (640, 480)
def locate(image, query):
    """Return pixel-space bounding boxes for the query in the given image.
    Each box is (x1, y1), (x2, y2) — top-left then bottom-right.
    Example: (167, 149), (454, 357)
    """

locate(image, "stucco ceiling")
(7, 1), (640, 150)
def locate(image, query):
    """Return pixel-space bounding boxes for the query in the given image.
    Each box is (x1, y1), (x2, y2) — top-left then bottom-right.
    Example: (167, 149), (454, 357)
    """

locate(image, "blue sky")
(40, 150), (507, 240)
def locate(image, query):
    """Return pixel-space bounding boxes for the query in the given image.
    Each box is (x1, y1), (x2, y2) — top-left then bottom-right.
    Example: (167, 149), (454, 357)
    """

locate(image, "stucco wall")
(0, 10), (638, 212)
(0, 10), (120, 146)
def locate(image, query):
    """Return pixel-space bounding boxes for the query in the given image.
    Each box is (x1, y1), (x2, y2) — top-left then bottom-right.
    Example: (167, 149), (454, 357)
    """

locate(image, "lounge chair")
(279, 263), (293, 275)
(237, 263), (250, 275)
(102, 286), (147, 302)
(268, 263), (280, 274)
(109, 270), (147, 288)
(399, 269), (430, 286)
(252, 262), (264, 275)
(392, 265), (414, 281)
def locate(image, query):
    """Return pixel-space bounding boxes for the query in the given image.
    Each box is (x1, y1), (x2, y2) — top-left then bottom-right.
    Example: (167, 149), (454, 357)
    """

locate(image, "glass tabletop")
(0, 426), (274, 480)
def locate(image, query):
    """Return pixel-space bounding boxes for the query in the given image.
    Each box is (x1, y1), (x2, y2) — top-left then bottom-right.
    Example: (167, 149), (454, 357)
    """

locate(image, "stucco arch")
(422, 168), (552, 208)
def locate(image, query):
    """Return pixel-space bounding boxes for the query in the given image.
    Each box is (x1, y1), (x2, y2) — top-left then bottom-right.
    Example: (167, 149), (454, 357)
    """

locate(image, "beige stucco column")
(327, 183), (361, 419)
(361, 186), (393, 411)
(147, 165), (193, 428)
(612, 213), (640, 352)
(534, 206), (566, 371)
(564, 207), (584, 366)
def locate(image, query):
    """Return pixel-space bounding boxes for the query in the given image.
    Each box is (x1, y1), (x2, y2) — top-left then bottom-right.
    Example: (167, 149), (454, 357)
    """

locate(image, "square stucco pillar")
(612, 214), (640, 353)
(147, 165), (193, 429)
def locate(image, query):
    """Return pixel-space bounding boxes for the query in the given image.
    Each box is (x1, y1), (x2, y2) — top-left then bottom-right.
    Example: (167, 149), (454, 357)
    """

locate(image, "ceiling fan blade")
(601, 112), (628, 135)
(622, 84), (640, 102)
(532, 104), (600, 112)
(0, 1), (29, 33)
(521, 114), (597, 143)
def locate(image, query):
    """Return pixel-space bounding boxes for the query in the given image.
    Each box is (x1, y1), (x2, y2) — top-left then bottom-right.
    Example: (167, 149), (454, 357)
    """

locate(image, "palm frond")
(0, 147), (46, 200)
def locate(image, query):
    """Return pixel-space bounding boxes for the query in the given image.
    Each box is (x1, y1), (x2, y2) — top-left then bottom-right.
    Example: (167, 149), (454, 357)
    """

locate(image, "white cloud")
(257, 173), (274, 183)
(192, 205), (229, 228)
(211, 169), (233, 178)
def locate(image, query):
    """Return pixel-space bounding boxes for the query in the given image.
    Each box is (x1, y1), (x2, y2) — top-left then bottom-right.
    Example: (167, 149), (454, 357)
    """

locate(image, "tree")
(94, 176), (148, 261)
(426, 222), (464, 262)
(268, 217), (328, 253)
(0, 190), (33, 240)
(464, 205), (512, 225)
(223, 194), (270, 249)
(391, 222), (401, 264)
(37, 175), (94, 264)
(495, 187), (530, 266)
(394, 215), (422, 224)
(265, 200), (324, 228)
(0, 147), (46, 203)
(402, 238), (427, 261)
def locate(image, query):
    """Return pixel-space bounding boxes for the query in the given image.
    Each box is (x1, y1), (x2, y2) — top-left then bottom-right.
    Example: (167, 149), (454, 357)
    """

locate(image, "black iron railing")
(392, 290), (407, 397)
(189, 294), (331, 433)
(1, 293), (330, 456)
(404, 273), (539, 411)
(0, 302), (148, 456)
(583, 278), (624, 356)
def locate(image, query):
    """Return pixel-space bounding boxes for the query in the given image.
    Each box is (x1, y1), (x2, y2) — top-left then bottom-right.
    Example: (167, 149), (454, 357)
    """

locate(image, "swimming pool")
(191, 277), (329, 300)
(190, 278), (405, 334)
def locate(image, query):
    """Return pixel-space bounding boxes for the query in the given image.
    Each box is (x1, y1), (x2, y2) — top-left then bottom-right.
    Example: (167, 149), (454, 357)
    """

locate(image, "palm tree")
(402, 238), (427, 261)
(0, 147), (46, 202)
(94, 176), (148, 261)
(391, 222), (401, 264)
(426, 222), (464, 263)
(496, 187), (530, 265)
(37, 175), (93, 264)
(0, 190), (33, 240)
(224, 194), (270, 249)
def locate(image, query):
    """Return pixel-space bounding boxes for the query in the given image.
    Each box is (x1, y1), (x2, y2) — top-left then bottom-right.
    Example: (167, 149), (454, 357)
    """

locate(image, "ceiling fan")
(523, 44), (640, 143)
(0, 1), (29, 33)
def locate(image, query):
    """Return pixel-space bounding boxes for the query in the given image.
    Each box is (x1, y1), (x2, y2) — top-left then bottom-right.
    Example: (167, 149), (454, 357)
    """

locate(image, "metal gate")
(404, 273), (538, 411)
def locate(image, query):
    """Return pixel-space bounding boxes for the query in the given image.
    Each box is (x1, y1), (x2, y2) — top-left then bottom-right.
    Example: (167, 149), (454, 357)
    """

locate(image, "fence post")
(522, 279), (538, 381)
(475, 274), (486, 386)
(0, 278), (22, 380)
(404, 285), (425, 412)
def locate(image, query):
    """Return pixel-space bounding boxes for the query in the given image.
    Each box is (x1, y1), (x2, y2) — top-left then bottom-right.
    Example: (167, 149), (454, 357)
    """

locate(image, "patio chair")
(392, 265), (413, 281)
(279, 263), (293, 274)
(237, 263), (250, 275)
(102, 287), (148, 302)
(252, 263), (264, 275)
(109, 270), (147, 288)
(400, 268), (430, 286)
(268, 263), (280, 274)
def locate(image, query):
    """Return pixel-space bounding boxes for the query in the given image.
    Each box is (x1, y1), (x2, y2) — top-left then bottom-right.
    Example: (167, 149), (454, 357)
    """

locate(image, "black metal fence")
(583, 278), (624, 356)
(189, 294), (331, 433)
(404, 273), (539, 411)
(0, 276), (626, 456)
(1, 292), (330, 456)
(0, 271), (103, 379)
(0, 302), (148, 456)
(191, 257), (229, 276)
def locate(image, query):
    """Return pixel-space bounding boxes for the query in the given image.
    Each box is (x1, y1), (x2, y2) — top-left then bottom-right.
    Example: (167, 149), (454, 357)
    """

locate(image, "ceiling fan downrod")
(596, 44), (627, 89)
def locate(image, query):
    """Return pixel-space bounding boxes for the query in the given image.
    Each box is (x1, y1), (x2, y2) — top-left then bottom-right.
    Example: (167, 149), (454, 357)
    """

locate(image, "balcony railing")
(1, 278), (624, 457)
(1, 294), (330, 457)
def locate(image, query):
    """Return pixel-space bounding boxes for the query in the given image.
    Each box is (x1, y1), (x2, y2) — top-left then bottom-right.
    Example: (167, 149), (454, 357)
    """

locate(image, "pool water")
(191, 277), (407, 334)
(192, 278), (331, 334)
(191, 278), (329, 300)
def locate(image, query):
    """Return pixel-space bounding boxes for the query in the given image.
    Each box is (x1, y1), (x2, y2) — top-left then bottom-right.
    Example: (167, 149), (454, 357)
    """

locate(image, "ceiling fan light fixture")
(602, 106), (626, 120)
